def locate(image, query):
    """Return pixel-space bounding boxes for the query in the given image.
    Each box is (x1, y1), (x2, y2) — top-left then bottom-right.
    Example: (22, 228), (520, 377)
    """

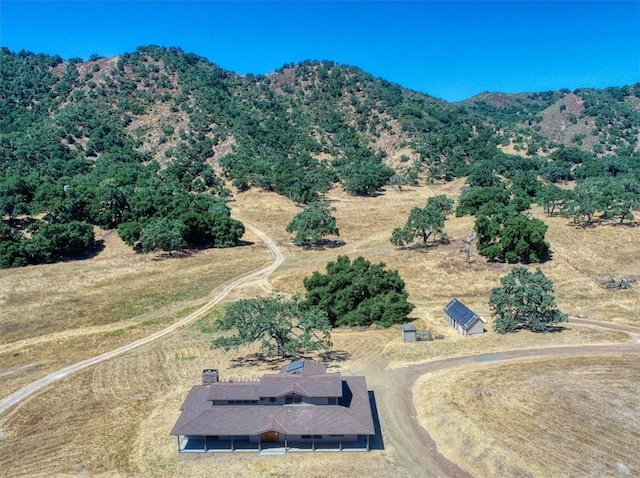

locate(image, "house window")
(285, 395), (302, 404)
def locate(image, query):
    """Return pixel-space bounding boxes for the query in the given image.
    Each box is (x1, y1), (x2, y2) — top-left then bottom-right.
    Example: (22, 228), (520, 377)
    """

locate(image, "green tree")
(285, 201), (339, 246)
(139, 218), (186, 256)
(302, 255), (414, 327)
(211, 294), (331, 357)
(391, 194), (454, 247)
(455, 186), (511, 217)
(560, 177), (606, 226)
(490, 266), (567, 333)
(537, 184), (573, 216)
(23, 220), (94, 263)
(475, 212), (549, 264)
(466, 161), (501, 187)
(117, 220), (142, 246)
(605, 174), (640, 224)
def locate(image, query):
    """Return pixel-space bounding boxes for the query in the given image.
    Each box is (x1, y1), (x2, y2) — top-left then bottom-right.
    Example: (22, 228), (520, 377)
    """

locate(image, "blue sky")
(1, 1), (639, 102)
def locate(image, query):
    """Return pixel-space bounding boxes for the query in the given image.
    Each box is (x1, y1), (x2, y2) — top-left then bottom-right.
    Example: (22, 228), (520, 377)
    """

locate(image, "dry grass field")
(414, 354), (640, 477)
(0, 226), (271, 399)
(1, 181), (639, 477)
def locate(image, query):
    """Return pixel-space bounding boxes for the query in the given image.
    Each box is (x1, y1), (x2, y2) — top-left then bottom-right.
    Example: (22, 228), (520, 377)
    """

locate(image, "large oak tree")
(212, 294), (331, 357)
(490, 266), (567, 333)
(302, 255), (414, 327)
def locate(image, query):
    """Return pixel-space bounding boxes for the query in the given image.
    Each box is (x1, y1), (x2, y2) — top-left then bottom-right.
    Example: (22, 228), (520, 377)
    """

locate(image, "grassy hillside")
(2, 45), (639, 269)
(1, 44), (639, 478)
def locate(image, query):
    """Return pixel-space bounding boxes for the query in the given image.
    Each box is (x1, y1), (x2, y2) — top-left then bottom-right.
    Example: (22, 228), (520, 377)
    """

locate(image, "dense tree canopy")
(212, 294), (331, 357)
(2, 46), (640, 270)
(391, 194), (454, 247)
(286, 201), (339, 247)
(490, 266), (567, 333)
(302, 255), (414, 327)
(0, 219), (95, 268)
(475, 211), (550, 264)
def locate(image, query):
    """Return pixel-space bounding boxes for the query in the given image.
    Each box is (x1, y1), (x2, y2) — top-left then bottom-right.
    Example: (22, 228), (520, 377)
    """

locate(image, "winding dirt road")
(0, 218), (282, 418)
(1, 217), (638, 478)
(351, 326), (640, 478)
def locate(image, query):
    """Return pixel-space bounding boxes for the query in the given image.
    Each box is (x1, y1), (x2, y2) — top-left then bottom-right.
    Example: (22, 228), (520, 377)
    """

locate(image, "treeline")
(453, 145), (640, 263)
(0, 47), (243, 268)
(2, 46), (640, 269)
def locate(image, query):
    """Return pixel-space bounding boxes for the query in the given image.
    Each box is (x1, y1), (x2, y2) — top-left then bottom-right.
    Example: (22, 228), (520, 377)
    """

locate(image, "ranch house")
(443, 298), (485, 336)
(170, 359), (375, 452)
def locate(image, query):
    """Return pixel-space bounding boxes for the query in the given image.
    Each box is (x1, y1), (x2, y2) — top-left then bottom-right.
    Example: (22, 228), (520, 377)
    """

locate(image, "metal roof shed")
(402, 324), (417, 342)
(443, 299), (485, 337)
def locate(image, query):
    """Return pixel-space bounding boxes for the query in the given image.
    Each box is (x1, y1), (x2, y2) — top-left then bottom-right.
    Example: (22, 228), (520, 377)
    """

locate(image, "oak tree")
(391, 194), (454, 247)
(286, 201), (339, 247)
(302, 255), (414, 327)
(212, 294), (331, 357)
(490, 267), (567, 333)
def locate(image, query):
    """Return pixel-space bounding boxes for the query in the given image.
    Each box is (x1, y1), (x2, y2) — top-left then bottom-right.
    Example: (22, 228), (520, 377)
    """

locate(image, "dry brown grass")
(0, 226), (270, 398)
(1, 182), (639, 477)
(0, 325), (398, 477)
(414, 354), (640, 477)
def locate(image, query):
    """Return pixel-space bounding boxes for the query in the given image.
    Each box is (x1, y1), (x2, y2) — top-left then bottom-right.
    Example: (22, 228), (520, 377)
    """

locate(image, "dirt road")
(0, 218), (282, 418)
(1, 218), (638, 478)
(353, 325), (640, 478)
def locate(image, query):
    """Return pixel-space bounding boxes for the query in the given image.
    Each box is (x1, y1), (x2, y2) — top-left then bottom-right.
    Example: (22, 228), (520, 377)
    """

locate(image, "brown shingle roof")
(280, 359), (327, 376)
(170, 366), (375, 437)
(206, 373), (343, 401)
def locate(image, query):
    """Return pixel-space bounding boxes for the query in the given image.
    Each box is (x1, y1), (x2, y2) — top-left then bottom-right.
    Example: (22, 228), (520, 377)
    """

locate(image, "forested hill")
(1, 45), (639, 267)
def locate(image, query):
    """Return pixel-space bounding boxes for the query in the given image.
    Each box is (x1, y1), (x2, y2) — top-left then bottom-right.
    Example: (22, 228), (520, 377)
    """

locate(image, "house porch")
(177, 434), (370, 453)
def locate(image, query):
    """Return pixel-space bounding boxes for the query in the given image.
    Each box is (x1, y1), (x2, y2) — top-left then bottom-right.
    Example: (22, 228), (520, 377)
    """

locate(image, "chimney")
(202, 369), (219, 385)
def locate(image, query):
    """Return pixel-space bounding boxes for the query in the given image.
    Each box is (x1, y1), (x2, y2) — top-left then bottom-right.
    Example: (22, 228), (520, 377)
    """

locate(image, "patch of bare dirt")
(538, 93), (599, 150)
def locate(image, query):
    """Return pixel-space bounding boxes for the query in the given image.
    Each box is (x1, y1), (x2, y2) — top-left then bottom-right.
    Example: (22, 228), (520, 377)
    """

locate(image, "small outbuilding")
(402, 324), (417, 342)
(443, 298), (485, 337)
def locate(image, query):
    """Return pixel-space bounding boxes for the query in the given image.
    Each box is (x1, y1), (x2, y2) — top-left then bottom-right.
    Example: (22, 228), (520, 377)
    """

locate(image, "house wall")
(444, 313), (454, 327)
(466, 319), (484, 336)
(179, 434), (367, 452)
(445, 313), (484, 337)
(254, 396), (331, 406)
(403, 330), (417, 342)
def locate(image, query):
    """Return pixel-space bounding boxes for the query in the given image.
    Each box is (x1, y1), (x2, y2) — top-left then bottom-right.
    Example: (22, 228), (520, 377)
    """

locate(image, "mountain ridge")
(1, 45), (639, 267)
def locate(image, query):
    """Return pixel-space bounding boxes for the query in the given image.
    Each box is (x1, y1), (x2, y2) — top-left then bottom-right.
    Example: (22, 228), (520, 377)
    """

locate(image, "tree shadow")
(305, 239), (346, 250)
(542, 324), (569, 333)
(150, 249), (194, 261)
(5, 216), (38, 229)
(54, 239), (105, 263)
(75, 239), (105, 260)
(235, 239), (256, 247)
(510, 324), (568, 334)
(228, 353), (286, 371)
(319, 349), (351, 363)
